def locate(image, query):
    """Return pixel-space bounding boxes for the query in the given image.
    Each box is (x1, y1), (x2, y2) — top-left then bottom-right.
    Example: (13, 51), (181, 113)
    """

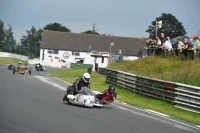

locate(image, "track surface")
(0, 65), (199, 133)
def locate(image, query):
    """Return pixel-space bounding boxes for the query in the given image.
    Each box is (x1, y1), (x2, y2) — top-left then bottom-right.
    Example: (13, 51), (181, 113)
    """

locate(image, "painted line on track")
(114, 101), (200, 130)
(34, 76), (66, 91)
(144, 109), (169, 117)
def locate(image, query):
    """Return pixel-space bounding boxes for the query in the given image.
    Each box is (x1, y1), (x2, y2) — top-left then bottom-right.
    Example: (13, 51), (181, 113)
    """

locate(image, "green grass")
(45, 68), (200, 125)
(0, 57), (28, 65)
(108, 56), (200, 87)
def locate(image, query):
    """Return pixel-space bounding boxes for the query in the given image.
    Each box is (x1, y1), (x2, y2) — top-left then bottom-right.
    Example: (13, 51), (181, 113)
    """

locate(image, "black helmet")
(108, 84), (115, 94)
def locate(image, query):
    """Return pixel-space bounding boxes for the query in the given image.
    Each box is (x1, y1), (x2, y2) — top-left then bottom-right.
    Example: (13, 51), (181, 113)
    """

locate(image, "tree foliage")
(81, 30), (99, 35)
(20, 26), (42, 57)
(43, 22), (71, 32)
(4, 24), (17, 52)
(0, 20), (5, 51)
(146, 13), (187, 39)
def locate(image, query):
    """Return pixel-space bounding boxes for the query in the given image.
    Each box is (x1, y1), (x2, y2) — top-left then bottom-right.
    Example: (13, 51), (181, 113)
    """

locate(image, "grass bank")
(45, 68), (200, 125)
(0, 57), (28, 65)
(108, 56), (200, 87)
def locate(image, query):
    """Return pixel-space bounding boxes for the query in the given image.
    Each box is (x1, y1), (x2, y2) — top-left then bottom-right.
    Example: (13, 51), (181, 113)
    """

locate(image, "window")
(48, 50), (53, 54)
(72, 51), (80, 56)
(102, 57), (104, 63)
(48, 49), (59, 54)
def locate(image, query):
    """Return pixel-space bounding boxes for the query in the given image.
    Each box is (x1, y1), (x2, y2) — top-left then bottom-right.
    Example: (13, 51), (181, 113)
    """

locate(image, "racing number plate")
(90, 101), (94, 104)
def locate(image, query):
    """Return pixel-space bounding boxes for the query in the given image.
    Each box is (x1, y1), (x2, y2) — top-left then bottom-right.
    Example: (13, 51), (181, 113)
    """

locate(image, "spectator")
(164, 37), (173, 51)
(192, 34), (200, 51)
(156, 37), (162, 46)
(138, 48), (142, 58)
(154, 37), (162, 55)
(189, 38), (194, 48)
(187, 38), (194, 59)
(175, 37), (184, 56)
(145, 37), (154, 56)
(182, 38), (190, 58)
(160, 33), (166, 47)
(119, 50), (123, 61)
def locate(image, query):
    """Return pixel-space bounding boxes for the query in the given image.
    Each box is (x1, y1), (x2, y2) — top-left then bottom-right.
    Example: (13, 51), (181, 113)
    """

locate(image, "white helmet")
(83, 73), (90, 83)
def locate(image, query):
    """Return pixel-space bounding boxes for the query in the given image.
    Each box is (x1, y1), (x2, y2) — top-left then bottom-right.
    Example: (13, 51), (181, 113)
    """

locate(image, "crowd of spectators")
(142, 33), (200, 59)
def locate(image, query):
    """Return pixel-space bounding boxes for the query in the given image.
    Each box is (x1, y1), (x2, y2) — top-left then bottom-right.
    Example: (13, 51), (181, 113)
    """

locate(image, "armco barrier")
(70, 63), (91, 69)
(99, 67), (108, 75)
(105, 69), (200, 114)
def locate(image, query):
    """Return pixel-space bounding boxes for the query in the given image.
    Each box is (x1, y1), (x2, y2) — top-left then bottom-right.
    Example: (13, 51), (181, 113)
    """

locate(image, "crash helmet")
(38, 63), (40, 65)
(108, 84), (115, 94)
(19, 62), (22, 65)
(82, 73), (90, 83)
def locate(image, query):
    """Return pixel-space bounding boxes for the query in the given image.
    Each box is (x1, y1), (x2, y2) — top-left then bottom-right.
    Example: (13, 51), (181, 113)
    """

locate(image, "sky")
(0, 0), (200, 44)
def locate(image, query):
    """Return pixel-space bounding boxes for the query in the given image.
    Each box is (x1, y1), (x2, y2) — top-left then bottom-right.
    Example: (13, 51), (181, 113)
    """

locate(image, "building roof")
(41, 30), (146, 56)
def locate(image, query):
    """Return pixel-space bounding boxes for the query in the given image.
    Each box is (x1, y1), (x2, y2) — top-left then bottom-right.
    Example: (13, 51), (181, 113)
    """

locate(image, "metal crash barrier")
(103, 68), (200, 114)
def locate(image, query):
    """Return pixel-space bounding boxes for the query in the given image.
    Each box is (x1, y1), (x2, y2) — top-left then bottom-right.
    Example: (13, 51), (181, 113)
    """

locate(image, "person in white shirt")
(164, 37), (173, 51)
(177, 38), (184, 51)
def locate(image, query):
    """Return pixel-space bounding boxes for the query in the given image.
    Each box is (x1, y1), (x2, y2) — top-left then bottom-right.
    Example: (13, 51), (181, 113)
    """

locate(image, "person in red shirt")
(95, 84), (117, 105)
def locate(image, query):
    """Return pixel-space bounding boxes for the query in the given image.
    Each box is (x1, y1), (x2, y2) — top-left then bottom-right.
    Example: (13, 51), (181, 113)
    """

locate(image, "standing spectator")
(192, 34), (200, 58)
(160, 33), (166, 47)
(138, 48), (142, 58)
(187, 38), (194, 59)
(164, 37), (172, 50)
(155, 37), (162, 55)
(119, 50), (123, 62)
(192, 34), (200, 50)
(182, 38), (190, 58)
(160, 33), (166, 55)
(175, 37), (184, 56)
(145, 37), (154, 56)
(163, 37), (173, 56)
(189, 38), (194, 48)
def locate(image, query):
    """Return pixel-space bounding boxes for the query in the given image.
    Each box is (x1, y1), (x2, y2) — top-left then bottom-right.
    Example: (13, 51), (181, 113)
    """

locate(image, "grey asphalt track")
(0, 64), (199, 133)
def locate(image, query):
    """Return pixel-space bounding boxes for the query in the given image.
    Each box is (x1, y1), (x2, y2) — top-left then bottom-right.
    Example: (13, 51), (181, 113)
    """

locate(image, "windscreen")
(79, 87), (94, 96)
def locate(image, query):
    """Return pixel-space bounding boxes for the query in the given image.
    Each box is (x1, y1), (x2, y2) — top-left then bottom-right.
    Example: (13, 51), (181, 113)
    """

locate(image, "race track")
(0, 64), (199, 133)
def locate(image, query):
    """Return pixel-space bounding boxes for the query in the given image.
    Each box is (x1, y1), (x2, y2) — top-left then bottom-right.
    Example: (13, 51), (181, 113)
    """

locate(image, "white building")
(40, 30), (146, 70)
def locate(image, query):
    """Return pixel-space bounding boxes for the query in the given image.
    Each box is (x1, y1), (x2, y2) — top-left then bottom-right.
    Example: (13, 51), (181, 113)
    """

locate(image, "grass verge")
(108, 56), (200, 87)
(45, 68), (200, 125)
(0, 57), (28, 65)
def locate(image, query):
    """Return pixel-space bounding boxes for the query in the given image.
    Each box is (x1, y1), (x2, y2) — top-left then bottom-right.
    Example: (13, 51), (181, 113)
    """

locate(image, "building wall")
(40, 49), (109, 68)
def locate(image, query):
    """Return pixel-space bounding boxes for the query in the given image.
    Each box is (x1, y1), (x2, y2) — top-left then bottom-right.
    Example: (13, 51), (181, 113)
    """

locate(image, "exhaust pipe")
(67, 95), (75, 101)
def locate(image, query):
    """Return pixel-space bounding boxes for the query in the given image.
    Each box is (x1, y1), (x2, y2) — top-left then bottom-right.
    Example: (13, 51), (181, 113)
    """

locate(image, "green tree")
(44, 22), (71, 32)
(0, 20), (4, 50)
(20, 26), (42, 57)
(4, 24), (16, 52)
(146, 13), (187, 39)
(81, 30), (99, 35)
